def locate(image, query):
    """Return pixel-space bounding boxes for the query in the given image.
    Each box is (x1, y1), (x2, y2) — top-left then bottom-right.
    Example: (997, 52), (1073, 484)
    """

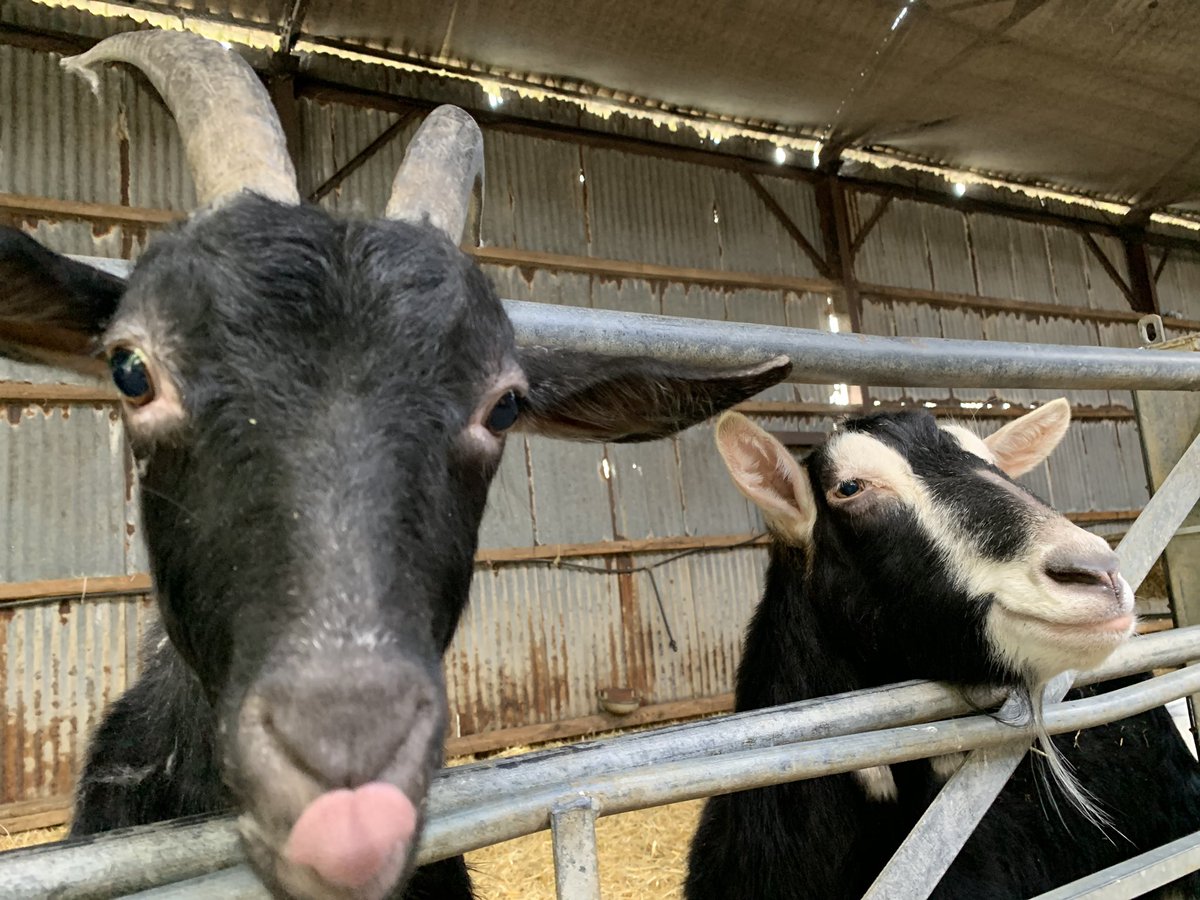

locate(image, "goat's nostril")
(1042, 543), (1122, 594)
(1044, 564), (1109, 588)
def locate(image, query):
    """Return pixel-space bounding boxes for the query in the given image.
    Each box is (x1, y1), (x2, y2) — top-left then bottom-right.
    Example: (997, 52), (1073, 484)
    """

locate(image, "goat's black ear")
(0, 226), (126, 374)
(516, 349), (791, 442)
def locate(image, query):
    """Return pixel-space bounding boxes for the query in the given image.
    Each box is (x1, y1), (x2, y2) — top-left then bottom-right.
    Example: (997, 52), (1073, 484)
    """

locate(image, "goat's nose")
(1042, 544), (1122, 595)
(255, 655), (437, 788)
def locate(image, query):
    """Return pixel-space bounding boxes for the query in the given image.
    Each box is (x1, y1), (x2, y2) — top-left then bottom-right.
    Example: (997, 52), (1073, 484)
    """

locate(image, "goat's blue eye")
(836, 479), (863, 498)
(109, 347), (155, 406)
(486, 391), (520, 433)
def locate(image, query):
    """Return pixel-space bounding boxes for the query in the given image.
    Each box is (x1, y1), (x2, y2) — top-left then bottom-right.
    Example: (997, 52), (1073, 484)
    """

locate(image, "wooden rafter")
(308, 109), (420, 203)
(849, 194), (894, 259)
(739, 171), (834, 279)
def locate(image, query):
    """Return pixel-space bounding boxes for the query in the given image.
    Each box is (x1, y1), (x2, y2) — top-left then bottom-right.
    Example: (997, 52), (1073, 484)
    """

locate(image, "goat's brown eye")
(486, 391), (520, 433)
(109, 347), (156, 406)
(835, 479), (863, 498)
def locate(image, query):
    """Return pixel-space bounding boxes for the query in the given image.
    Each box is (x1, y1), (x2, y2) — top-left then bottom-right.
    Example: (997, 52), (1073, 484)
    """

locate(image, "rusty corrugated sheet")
(445, 560), (626, 736)
(633, 546), (766, 704)
(1, 594), (156, 805)
(0, 406), (129, 582)
(583, 145), (722, 269)
(13, 217), (146, 261)
(489, 129), (590, 255)
(853, 196), (934, 291)
(0, 42), (195, 211)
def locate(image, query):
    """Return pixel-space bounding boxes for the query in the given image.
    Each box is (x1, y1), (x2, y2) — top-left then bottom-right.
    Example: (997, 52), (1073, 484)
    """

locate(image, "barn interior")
(1, 1), (1198, 897)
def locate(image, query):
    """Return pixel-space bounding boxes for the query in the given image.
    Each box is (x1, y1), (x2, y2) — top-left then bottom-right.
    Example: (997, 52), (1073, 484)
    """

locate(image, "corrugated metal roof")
(287, 0), (1200, 217)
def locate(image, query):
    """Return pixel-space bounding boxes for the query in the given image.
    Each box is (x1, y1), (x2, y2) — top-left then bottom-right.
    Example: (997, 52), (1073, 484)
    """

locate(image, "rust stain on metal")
(614, 554), (650, 698)
(5, 405), (21, 426)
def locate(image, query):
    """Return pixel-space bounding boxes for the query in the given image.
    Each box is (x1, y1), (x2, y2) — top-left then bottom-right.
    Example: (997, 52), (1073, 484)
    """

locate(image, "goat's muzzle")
(231, 652), (443, 900)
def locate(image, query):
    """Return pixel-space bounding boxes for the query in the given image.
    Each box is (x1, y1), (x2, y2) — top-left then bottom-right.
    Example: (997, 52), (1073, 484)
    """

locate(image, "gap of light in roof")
(26, 0), (1200, 232)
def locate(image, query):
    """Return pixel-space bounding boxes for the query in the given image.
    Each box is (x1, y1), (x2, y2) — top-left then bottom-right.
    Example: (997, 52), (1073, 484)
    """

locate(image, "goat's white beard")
(1009, 682), (1122, 841)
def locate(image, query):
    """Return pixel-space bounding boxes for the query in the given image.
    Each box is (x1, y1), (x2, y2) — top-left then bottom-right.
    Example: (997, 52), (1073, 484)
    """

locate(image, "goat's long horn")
(385, 105), (483, 244)
(62, 30), (299, 208)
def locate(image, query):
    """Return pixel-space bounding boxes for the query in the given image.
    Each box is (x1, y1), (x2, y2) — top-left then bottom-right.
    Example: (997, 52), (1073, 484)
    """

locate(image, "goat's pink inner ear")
(983, 397), (1071, 477)
(715, 412), (816, 541)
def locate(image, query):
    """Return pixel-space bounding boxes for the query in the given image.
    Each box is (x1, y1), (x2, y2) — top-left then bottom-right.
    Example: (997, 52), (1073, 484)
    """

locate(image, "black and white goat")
(0, 30), (790, 900)
(685, 404), (1200, 899)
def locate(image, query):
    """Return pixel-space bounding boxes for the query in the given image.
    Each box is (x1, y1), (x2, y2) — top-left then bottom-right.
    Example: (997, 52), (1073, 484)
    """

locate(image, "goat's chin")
(241, 808), (418, 900)
(986, 594), (1135, 681)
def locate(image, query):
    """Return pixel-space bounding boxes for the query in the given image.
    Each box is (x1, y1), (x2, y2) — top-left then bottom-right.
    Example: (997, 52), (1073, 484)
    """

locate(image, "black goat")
(685, 405), (1200, 899)
(0, 30), (790, 900)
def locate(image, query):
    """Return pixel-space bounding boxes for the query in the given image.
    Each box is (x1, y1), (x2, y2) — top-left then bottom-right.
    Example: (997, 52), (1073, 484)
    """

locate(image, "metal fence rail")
(69, 258), (1200, 391)
(5, 630), (1200, 899)
(6, 257), (1199, 900)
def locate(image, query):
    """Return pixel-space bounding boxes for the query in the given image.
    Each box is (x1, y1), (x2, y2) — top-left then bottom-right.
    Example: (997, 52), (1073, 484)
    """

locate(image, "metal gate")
(3, 277), (1200, 900)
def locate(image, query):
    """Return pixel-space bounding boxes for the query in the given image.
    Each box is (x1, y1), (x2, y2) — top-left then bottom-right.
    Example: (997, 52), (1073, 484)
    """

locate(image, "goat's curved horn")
(62, 30), (299, 208)
(385, 105), (483, 244)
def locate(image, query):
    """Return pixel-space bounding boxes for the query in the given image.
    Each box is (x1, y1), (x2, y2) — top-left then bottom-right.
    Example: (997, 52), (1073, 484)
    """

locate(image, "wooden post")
(1122, 230), (1160, 315)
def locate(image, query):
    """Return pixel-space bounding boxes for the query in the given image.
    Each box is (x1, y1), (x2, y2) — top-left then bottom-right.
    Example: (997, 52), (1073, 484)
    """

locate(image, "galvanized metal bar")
(2, 815), (239, 900)
(119, 866), (265, 899)
(68, 257), (1200, 391)
(862, 428), (1200, 900)
(504, 300), (1200, 390)
(5, 630), (1199, 898)
(62, 666), (1200, 898)
(414, 665), (1200, 862)
(859, 672), (1075, 900)
(1118, 428), (1200, 590)
(1029, 830), (1200, 900)
(435, 626), (1200, 813)
(550, 797), (602, 900)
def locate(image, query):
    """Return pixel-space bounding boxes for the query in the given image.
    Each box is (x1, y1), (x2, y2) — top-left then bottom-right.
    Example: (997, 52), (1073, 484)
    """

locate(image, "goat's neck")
(734, 541), (875, 713)
(706, 541), (916, 900)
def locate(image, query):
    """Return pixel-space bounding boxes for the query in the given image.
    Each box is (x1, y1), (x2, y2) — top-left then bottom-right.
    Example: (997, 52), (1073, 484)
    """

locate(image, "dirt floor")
(466, 800), (701, 900)
(0, 824), (68, 851)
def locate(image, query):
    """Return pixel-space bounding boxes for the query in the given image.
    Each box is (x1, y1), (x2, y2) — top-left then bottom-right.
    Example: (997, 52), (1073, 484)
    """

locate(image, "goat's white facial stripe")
(825, 432), (923, 505)
(940, 424), (996, 465)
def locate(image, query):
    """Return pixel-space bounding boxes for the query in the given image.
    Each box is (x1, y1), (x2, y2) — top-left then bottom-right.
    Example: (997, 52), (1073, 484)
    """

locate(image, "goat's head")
(715, 402), (1134, 689)
(0, 31), (790, 900)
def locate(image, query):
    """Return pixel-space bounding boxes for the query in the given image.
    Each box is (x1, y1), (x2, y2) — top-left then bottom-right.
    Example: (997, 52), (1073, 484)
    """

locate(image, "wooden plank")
(733, 400), (1137, 420)
(446, 692), (735, 756)
(0, 383), (119, 403)
(858, 280), (1192, 327)
(472, 246), (836, 295)
(0, 192), (180, 227)
(474, 532), (770, 565)
(0, 573), (152, 603)
(0, 795), (73, 834)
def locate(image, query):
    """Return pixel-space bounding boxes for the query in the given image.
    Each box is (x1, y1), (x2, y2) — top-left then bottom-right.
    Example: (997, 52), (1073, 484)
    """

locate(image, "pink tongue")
(284, 782), (417, 890)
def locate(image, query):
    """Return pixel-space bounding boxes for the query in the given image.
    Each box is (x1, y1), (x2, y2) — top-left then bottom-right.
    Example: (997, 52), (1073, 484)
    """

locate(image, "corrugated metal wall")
(0, 34), (1173, 812)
